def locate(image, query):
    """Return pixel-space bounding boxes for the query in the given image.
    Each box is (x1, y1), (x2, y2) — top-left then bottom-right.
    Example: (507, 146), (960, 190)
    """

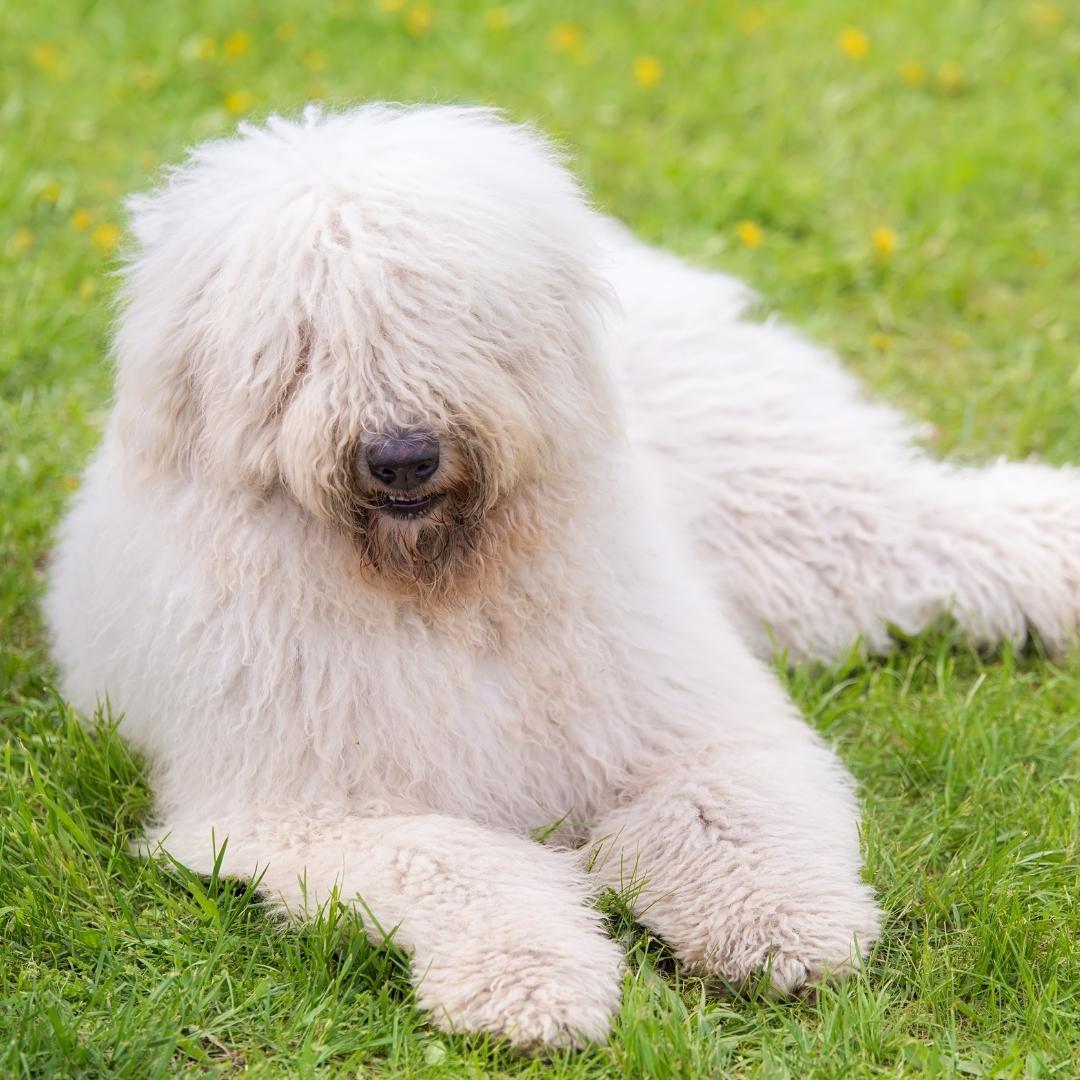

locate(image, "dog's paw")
(414, 932), (625, 1052)
(676, 884), (881, 996)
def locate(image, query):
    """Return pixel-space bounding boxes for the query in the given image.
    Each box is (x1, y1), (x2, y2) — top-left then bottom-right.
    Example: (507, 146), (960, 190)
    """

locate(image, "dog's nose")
(365, 432), (441, 490)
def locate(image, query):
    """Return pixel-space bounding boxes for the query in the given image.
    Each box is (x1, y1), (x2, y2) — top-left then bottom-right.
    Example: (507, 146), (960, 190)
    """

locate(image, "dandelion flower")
(869, 332), (893, 351)
(550, 23), (582, 52)
(78, 278), (96, 300)
(91, 223), (120, 254)
(30, 43), (59, 72)
(8, 227), (34, 255)
(223, 31), (252, 58)
(838, 27), (870, 60)
(405, 4), (433, 35)
(872, 226), (898, 258)
(303, 49), (328, 72)
(40, 180), (62, 204)
(194, 36), (216, 61)
(485, 7), (509, 31)
(224, 89), (253, 114)
(1030, 3), (1065, 30)
(736, 221), (764, 249)
(899, 58), (926, 86)
(71, 208), (93, 231)
(937, 61), (963, 93)
(377, 0), (406, 10)
(739, 8), (767, 35)
(633, 55), (663, 87)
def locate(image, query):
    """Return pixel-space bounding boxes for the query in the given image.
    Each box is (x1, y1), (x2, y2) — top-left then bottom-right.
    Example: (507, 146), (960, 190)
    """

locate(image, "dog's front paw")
(414, 932), (625, 1051)
(672, 883), (881, 996)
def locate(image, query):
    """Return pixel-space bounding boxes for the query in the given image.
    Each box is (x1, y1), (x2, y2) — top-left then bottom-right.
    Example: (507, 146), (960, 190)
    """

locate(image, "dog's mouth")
(371, 491), (448, 520)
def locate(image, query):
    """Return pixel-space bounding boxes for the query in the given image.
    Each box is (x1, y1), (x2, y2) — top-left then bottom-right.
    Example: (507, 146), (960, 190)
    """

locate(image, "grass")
(1, 0), (1078, 1075)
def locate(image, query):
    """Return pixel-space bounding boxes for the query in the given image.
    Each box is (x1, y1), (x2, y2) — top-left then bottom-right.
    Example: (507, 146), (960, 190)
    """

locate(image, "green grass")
(2, 0), (1078, 1076)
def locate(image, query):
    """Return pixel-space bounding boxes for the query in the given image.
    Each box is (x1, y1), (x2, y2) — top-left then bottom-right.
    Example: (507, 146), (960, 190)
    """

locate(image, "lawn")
(2, 0), (1078, 1076)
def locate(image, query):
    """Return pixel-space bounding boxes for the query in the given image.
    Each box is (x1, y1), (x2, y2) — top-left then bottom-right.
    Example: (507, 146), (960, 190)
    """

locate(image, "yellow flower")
(275, 20), (298, 42)
(1030, 3), (1065, 29)
(78, 277), (97, 300)
(838, 26), (870, 60)
(736, 220), (764, 249)
(485, 6), (510, 31)
(91, 222), (120, 254)
(869, 332), (892, 352)
(303, 49), (328, 72)
(224, 89), (253, 114)
(223, 30), (252, 59)
(194, 36), (216, 61)
(40, 180), (62, 203)
(61, 474), (81, 490)
(71, 208), (93, 231)
(739, 7), (767, 35)
(937, 61), (963, 94)
(1027, 249), (1048, 267)
(30, 43), (59, 72)
(405, 4), (433, 35)
(899, 58), (926, 86)
(633, 55), (663, 88)
(872, 226), (898, 258)
(377, 0), (406, 10)
(7, 227), (34, 255)
(134, 65), (161, 91)
(549, 22), (582, 52)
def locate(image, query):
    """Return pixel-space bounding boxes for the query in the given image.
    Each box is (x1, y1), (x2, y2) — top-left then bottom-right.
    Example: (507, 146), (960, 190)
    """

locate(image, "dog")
(46, 104), (1080, 1050)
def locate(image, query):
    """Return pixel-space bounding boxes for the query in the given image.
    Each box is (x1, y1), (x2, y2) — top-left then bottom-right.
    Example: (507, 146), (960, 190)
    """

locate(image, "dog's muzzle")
(365, 431), (441, 490)
(364, 431), (446, 519)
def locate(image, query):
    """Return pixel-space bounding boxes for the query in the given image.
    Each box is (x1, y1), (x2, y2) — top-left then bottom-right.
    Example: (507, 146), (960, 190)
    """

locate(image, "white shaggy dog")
(47, 105), (1080, 1050)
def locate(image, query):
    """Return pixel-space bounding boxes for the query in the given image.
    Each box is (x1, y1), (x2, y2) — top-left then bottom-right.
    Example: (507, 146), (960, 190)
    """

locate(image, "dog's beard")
(350, 494), (488, 593)
(329, 449), (504, 596)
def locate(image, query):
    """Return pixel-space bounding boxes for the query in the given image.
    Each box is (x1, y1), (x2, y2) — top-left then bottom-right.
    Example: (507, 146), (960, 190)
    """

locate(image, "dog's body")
(46, 106), (1080, 1050)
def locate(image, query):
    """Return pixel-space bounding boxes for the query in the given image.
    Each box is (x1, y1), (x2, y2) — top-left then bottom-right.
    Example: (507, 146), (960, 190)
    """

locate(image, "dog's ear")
(110, 191), (202, 481)
(113, 318), (206, 485)
(114, 306), (316, 489)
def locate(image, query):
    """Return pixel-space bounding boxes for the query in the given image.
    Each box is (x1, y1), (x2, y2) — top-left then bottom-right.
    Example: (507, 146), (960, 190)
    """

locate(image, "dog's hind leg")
(686, 450), (1080, 664)
(143, 811), (624, 1052)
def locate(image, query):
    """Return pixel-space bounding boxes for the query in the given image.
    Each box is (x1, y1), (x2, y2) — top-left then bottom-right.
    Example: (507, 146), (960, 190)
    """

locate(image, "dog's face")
(115, 107), (620, 595)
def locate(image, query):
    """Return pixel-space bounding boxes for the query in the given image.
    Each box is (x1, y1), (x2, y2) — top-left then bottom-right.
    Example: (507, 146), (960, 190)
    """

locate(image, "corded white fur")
(45, 104), (1080, 1049)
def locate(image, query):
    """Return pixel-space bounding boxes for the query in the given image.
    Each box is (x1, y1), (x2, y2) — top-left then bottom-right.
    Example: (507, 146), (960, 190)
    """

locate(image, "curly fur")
(46, 104), (1080, 1050)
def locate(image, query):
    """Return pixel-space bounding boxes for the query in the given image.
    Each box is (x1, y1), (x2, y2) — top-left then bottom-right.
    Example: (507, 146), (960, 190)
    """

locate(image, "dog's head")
(115, 106), (621, 595)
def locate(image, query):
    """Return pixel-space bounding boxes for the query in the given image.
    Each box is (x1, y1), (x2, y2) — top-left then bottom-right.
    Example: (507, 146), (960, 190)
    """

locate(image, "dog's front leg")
(148, 812), (624, 1051)
(588, 736), (880, 994)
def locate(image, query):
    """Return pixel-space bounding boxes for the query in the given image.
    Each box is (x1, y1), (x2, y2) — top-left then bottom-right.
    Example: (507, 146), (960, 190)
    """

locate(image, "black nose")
(365, 432), (441, 490)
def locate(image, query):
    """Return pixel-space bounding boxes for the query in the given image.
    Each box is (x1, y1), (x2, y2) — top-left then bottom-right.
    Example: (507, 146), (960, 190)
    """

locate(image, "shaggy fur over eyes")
(46, 103), (1080, 1051)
